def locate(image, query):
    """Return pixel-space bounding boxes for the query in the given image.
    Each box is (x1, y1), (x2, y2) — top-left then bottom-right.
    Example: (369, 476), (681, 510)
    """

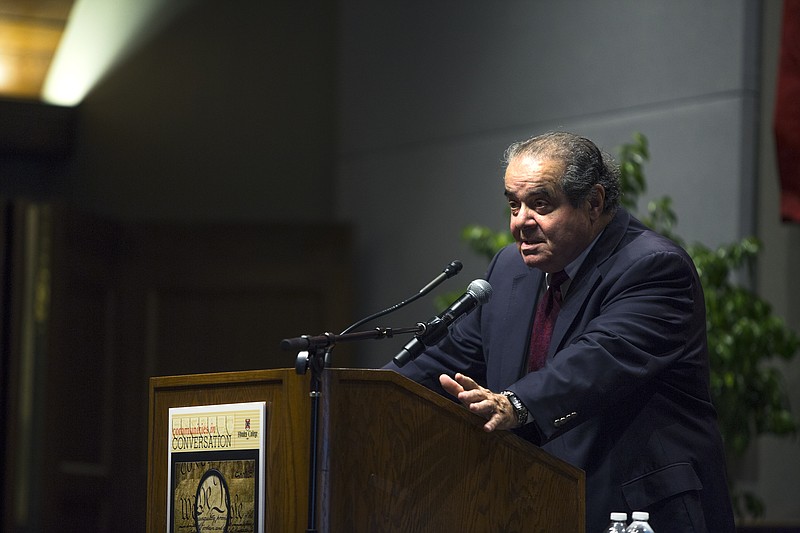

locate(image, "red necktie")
(527, 270), (569, 372)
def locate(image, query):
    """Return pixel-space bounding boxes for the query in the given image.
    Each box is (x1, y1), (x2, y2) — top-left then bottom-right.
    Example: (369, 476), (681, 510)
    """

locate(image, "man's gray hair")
(503, 131), (621, 214)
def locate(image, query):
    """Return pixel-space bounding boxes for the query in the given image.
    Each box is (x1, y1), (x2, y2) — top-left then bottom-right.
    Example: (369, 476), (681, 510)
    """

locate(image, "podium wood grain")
(320, 369), (585, 532)
(147, 368), (585, 532)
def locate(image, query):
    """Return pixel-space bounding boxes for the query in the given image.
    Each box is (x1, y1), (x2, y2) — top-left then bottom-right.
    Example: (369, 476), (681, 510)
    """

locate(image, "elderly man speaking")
(386, 131), (735, 532)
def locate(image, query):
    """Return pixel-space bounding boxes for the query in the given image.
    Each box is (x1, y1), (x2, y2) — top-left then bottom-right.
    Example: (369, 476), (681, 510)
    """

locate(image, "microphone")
(417, 260), (462, 295)
(280, 260), (464, 356)
(393, 279), (492, 367)
(329, 260), (463, 337)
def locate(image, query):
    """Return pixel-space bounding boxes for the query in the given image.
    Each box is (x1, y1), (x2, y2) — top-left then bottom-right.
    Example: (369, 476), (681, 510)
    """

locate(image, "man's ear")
(588, 184), (606, 219)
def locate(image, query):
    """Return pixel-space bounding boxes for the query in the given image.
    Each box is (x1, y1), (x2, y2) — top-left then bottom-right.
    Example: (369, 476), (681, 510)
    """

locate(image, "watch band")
(501, 390), (528, 427)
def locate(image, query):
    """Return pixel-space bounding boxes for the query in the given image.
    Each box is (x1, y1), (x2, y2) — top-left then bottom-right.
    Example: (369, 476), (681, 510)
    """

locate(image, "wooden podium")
(146, 368), (585, 532)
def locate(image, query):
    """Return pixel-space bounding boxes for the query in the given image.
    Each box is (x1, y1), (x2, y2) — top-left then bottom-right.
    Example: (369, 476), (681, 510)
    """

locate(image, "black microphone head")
(444, 260), (463, 278)
(466, 279), (492, 304)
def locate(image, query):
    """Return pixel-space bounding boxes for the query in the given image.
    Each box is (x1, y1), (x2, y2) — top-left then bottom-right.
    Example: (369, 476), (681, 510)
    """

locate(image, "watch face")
(502, 392), (526, 424)
(194, 469), (231, 532)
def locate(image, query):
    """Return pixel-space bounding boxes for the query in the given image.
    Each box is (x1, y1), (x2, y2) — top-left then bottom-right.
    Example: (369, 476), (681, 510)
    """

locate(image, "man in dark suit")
(385, 132), (735, 532)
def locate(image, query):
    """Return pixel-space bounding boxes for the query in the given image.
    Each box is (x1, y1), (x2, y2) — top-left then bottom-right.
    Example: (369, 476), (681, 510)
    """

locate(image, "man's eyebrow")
(504, 185), (556, 199)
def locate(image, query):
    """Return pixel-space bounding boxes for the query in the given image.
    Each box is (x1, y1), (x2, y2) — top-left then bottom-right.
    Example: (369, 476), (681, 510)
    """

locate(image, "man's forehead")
(507, 154), (564, 175)
(505, 156), (564, 186)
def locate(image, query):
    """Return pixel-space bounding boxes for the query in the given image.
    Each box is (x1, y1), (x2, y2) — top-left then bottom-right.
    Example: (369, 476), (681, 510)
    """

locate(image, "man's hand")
(439, 373), (519, 432)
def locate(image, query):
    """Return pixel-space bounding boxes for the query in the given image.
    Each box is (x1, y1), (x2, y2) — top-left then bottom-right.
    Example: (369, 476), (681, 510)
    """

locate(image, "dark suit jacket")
(387, 209), (735, 532)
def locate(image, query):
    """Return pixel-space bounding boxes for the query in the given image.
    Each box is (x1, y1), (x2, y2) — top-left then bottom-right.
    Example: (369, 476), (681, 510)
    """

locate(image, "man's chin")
(519, 249), (547, 270)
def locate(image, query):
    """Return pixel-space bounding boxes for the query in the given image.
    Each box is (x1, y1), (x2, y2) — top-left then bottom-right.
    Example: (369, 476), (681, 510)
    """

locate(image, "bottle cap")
(610, 512), (627, 521)
(632, 511), (649, 521)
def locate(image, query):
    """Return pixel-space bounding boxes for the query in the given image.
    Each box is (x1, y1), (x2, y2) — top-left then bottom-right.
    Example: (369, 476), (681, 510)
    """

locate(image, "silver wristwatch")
(501, 390), (528, 427)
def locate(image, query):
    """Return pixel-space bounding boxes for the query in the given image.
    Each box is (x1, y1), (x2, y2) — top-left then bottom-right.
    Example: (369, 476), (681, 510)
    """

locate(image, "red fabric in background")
(775, 0), (800, 222)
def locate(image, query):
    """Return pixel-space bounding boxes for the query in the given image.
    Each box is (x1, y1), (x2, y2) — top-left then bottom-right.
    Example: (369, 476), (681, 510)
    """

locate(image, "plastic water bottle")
(602, 512), (627, 532)
(625, 511), (655, 533)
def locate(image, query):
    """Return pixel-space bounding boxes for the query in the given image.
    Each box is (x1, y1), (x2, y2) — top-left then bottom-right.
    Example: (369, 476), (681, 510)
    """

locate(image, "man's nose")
(514, 204), (535, 224)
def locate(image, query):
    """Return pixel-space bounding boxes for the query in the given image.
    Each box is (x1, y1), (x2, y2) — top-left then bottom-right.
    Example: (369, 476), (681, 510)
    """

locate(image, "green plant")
(455, 132), (800, 521)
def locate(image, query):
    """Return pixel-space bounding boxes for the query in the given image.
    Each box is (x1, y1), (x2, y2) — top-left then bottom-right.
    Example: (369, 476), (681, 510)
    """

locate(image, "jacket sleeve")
(381, 250), (508, 393)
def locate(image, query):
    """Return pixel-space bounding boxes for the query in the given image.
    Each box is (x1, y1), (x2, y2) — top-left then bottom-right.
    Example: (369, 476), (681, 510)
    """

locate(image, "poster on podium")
(167, 401), (266, 533)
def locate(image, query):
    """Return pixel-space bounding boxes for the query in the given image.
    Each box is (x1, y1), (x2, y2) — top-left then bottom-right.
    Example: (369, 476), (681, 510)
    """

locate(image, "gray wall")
(752, 0), (800, 522)
(67, 1), (338, 223)
(338, 0), (760, 365)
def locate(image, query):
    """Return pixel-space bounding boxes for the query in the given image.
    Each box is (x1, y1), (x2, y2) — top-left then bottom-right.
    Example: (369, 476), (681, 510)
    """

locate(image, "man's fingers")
(467, 398), (495, 416)
(458, 388), (488, 404)
(441, 374), (514, 431)
(454, 372), (480, 390)
(439, 374), (464, 397)
(483, 415), (501, 432)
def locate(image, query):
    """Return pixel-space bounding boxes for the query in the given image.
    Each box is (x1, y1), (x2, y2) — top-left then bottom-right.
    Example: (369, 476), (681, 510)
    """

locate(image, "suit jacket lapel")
(498, 267), (543, 385)
(550, 209), (631, 358)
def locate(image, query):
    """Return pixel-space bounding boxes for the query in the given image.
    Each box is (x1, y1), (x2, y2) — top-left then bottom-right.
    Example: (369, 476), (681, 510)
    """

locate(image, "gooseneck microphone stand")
(280, 260), (463, 533)
(285, 327), (421, 533)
